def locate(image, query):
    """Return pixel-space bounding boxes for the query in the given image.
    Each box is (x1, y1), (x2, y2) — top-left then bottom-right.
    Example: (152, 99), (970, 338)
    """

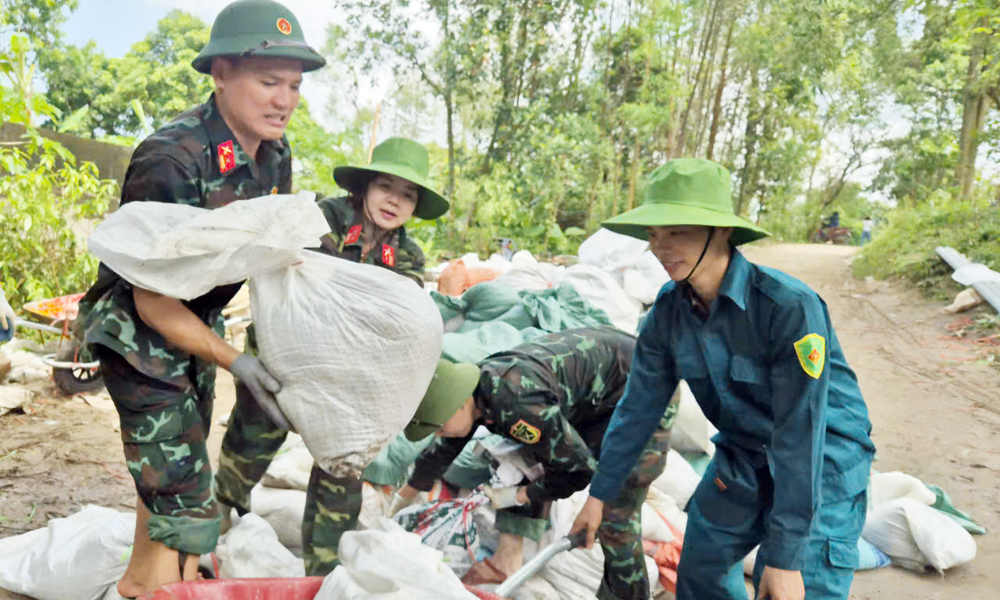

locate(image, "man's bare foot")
(115, 571), (145, 599)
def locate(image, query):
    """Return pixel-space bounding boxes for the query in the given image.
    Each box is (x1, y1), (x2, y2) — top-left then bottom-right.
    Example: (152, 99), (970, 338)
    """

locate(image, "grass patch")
(852, 201), (1000, 301)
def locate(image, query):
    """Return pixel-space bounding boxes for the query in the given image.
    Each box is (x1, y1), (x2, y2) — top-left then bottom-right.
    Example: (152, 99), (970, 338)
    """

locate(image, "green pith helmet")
(603, 158), (770, 245)
(334, 137), (450, 220)
(404, 359), (480, 441)
(192, 0), (326, 74)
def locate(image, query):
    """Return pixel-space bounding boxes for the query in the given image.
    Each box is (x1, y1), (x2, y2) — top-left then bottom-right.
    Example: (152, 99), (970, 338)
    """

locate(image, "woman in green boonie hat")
(215, 135), (450, 578)
(572, 158), (876, 600)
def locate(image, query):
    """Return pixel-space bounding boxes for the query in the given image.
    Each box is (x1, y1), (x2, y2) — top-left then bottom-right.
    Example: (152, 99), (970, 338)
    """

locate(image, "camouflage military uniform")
(215, 195), (425, 575)
(409, 326), (677, 600)
(75, 94), (292, 555)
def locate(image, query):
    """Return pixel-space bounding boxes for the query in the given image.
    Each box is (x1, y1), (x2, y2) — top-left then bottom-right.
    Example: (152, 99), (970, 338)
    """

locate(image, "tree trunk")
(706, 17), (735, 161)
(445, 93), (455, 200)
(627, 135), (642, 211)
(735, 70), (760, 216)
(676, 0), (722, 155)
(956, 17), (989, 201)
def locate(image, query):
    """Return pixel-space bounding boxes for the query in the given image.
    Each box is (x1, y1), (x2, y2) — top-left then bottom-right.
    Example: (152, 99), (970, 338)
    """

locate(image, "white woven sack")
(87, 192), (327, 300)
(250, 251), (443, 478)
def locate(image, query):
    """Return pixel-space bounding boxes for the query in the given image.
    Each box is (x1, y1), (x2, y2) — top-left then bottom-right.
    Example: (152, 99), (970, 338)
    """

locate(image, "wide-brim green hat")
(334, 137), (450, 220)
(192, 0), (326, 74)
(603, 158), (770, 246)
(404, 359), (480, 441)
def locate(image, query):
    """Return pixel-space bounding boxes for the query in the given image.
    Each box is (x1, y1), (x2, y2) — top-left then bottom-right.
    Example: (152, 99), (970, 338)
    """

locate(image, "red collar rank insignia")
(345, 225), (362, 245)
(217, 140), (236, 174)
(381, 244), (396, 267)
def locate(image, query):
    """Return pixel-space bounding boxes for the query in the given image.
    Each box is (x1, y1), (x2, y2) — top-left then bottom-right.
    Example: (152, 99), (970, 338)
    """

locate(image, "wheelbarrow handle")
(493, 531), (586, 597)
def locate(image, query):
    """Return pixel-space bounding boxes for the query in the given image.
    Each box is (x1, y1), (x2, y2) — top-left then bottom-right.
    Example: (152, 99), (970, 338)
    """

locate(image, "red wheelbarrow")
(138, 533), (584, 600)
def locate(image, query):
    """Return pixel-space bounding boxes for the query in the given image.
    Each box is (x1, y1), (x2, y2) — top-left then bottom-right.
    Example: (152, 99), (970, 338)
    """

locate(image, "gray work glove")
(230, 354), (292, 430)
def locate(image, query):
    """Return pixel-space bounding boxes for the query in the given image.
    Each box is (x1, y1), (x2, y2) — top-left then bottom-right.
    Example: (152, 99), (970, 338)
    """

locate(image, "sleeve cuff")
(762, 533), (809, 571)
(588, 472), (622, 503)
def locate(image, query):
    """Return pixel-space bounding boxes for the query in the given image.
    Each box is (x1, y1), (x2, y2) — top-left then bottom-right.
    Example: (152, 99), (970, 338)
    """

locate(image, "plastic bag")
(577, 229), (649, 272)
(392, 492), (491, 578)
(315, 518), (478, 600)
(261, 433), (314, 491)
(250, 250), (443, 478)
(215, 513), (304, 578)
(87, 192), (328, 300)
(861, 498), (976, 573)
(0, 505), (134, 600)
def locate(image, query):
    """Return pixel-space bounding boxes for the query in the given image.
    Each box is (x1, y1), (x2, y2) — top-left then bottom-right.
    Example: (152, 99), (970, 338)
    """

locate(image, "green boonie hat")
(602, 158), (770, 246)
(334, 137), (450, 220)
(191, 0), (326, 74)
(404, 359), (480, 441)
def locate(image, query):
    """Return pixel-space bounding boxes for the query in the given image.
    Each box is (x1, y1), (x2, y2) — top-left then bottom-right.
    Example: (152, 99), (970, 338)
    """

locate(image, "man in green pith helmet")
(214, 136), (451, 576)
(73, 0), (324, 595)
(570, 158), (875, 600)
(390, 326), (676, 599)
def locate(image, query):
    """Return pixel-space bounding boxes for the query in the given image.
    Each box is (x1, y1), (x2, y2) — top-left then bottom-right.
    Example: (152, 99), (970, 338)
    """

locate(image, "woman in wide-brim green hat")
(309, 136), (450, 286)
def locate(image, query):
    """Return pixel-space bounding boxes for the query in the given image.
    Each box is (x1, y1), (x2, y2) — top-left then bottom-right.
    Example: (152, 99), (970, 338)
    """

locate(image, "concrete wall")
(0, 123), (134, 186)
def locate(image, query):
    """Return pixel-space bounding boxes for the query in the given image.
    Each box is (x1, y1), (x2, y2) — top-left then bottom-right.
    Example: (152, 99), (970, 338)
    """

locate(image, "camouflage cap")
(404, 359), (480, 441)
(192, 0), (326, 74)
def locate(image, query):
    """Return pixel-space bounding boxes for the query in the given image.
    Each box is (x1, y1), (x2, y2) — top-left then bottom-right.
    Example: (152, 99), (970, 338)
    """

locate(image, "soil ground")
(1, 243), (998, 599)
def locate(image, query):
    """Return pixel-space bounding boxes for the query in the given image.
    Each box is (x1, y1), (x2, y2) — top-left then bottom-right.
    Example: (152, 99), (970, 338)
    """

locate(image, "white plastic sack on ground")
(262, 433), (314, 491)
(541, 544), (662, 600)
(869, 471), (935, 508)
(216, 513), (304, 578)
(562, 264), (643, 333)
(670, 382), (716, 456)
(494, 262), (566, 291)
(578, 229), (649, 272)
(651, 449), (703, 509)
(250, 484), (307, 554)
(622, 251), (670, 305)
(88, 192), (328, 300)
(644, 486), (688, 535)
(511, 576), (562, 600)
(862, 498), (976, 573)
(0, 504), (135, 600)
(251, 250), (443, 478)
(316, 518), (477, 600)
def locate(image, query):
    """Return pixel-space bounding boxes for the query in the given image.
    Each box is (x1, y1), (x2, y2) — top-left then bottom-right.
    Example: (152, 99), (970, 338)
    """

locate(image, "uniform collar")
(203, 93), (286, 175)
(341, 196), (402, 252)
(716, 248), (751, 311)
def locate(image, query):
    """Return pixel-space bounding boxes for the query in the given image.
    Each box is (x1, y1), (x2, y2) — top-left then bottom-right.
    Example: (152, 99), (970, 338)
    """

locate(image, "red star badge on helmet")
(276, 17), (292, 35)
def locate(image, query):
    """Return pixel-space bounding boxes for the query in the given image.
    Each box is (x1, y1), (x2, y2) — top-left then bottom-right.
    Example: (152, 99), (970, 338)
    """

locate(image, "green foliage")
(852, 200), (1000, 298)
(0, 32), (118, 308)
(37, 10), (212, 136)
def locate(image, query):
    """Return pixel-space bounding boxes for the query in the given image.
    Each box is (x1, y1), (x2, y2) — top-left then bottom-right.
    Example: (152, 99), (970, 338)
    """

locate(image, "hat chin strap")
(679, 227), (715, 284)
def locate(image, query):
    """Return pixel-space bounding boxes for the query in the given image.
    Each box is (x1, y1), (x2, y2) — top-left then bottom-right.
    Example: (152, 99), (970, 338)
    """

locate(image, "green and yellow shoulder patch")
(793, 333), (826, 379)
(510, 419), (542, 444)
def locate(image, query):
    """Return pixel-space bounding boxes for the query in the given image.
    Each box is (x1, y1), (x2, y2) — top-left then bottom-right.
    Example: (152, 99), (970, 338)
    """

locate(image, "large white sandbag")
(216, 513), (304, 578)
(0, 505), (134, 600)
(577, 229), (649, 271)
(262, 433), (314, 491)
(562, 264), (643, 333)
(250, 251), (443, 478)
(869, 471), (935, 508)
(670, 382), (717, 456)
(250, 484), (307, 553)
(651, 450), (703, 509)
(315, 519), (477, 600)
(87, 192), (328, 300)
(862, 498), (976, 573)
(622, 251), (670, 305)
(644, 486), (688, 534)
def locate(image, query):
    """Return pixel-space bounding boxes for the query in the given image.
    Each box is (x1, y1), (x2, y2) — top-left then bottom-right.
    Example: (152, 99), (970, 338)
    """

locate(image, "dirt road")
(1, 243), (998, 599)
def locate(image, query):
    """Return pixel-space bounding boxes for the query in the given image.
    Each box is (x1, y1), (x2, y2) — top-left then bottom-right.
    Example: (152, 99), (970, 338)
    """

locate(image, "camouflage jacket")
(315, 196), (425, 286)
(409, 326), (676, 505)
(75, 94), (292, 383)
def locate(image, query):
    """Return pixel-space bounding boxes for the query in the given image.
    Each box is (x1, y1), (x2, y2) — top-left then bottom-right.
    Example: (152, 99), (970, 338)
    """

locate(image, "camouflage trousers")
(96, 345), (222, 555)
(214, 327), (362, 576)
(495, 425), (670, 600)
